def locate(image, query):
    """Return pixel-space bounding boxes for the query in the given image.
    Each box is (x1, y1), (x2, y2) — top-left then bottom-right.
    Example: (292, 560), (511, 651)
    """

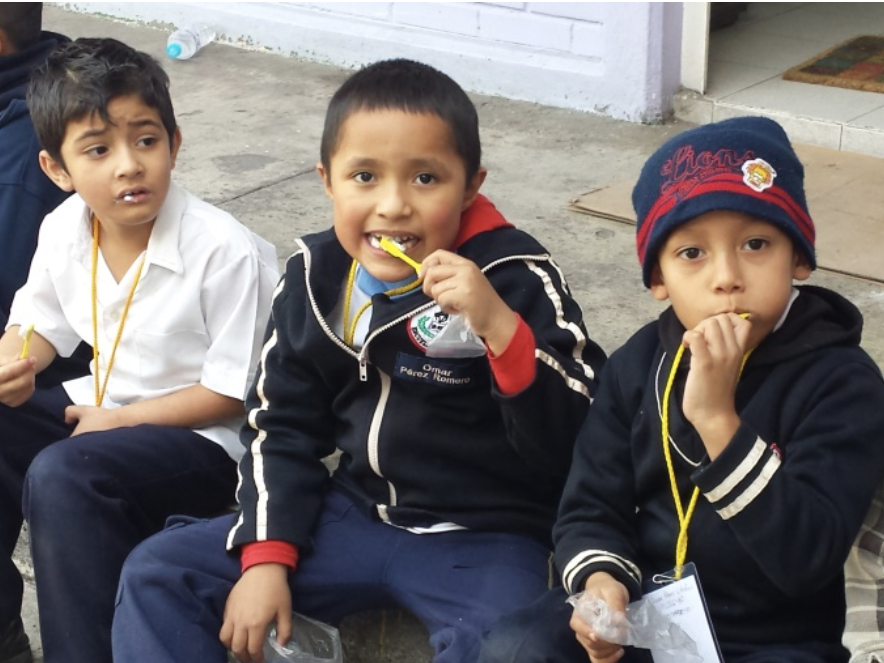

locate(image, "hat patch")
(408, 305), (450, 352)
(741, 158), (777, 193)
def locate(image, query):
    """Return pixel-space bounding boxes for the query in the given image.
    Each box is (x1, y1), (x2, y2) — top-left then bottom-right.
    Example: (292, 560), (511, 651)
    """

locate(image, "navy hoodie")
(0, 31), (70, 325)
(555, 285), (884, 662)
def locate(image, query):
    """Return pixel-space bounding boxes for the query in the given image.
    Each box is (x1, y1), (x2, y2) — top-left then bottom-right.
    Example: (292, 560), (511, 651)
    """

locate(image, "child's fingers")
(0, 355), (35, 376)
(729, 312), (753, 348)
(248, 624), (267, 663)
(574, 630), (624, 663)
(0, 358), (36, 407)
(700, 316), (733, 358)
(64, 405), (83, 425)
(275, 608), (293, 647)
(228, 624), (266, 663)
(219, 617), (233, 649)
(681, 328), (706, 353)
(227, 626), (249, 661)
(687, 314), (746, 358)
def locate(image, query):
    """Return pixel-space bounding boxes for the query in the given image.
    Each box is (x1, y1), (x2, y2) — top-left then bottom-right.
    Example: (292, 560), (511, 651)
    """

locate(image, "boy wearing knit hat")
(478, 116), (884, 663)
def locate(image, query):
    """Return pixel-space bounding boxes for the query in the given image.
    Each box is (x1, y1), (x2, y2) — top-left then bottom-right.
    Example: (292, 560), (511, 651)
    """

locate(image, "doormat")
(783, 36), (884, 93)
(568, 144), (884, 283)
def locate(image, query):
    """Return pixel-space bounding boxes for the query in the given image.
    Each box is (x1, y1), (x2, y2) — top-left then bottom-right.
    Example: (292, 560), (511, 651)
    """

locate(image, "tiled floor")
(677, 2), (884, 156)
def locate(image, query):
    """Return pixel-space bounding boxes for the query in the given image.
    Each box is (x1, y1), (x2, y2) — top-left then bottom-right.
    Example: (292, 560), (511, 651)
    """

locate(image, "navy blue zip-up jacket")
(228, 198), (606, 552)
(0, 31), (70, 325)
(555, 285), (884, 662)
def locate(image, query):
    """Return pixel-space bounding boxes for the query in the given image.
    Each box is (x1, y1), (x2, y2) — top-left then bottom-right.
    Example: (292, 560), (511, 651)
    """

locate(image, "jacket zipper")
(303, 245), (552, 512)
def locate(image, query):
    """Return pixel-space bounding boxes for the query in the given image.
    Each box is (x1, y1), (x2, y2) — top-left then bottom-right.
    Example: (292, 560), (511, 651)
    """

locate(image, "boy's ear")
(38, 150), (74, 192)
(648, 264), (669, 301)
(792, 251), (812, 281)
(461, 167), (488, 211)
(316, 162), (333, 200)
(169, 128), (183, 168)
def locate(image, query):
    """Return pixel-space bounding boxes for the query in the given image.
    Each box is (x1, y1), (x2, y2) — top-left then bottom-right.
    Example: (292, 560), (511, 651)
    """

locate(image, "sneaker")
(0, 619), (32, 663)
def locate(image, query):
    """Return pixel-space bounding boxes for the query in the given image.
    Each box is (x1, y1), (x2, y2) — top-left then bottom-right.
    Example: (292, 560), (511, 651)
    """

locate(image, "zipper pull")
(359, 354), (368, 382)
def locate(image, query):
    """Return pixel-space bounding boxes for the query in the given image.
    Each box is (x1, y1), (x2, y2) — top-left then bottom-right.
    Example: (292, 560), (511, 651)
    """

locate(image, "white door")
(681, 2), (710, 94)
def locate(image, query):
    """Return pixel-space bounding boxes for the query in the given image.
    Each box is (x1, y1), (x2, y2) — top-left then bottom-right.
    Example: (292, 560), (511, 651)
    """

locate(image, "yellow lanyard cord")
(662, 342), (754, 579)
(91, 216), (146, 407)
(342, 259), (422, 347)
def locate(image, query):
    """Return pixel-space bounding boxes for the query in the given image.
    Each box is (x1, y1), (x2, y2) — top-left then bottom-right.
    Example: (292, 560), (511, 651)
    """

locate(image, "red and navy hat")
(633, 116), (816, 287)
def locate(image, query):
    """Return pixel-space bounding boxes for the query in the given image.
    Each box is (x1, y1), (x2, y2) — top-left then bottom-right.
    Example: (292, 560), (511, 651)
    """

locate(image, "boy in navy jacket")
(112, 59), (606, 663)
(478, 117), (884, 663)
(0, 3), (68, 327)
(0, 4), (89, 391)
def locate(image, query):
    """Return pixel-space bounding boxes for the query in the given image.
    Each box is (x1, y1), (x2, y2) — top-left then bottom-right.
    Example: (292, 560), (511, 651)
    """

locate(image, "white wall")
(60, 1), (682, 122)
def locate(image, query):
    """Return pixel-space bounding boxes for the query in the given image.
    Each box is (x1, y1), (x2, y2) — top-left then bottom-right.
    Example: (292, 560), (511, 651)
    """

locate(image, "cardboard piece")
(568, 144), (884, 283)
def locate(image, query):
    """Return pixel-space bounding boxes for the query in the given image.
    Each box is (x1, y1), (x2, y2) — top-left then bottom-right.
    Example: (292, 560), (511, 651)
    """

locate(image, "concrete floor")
(14, 5), (884, 662)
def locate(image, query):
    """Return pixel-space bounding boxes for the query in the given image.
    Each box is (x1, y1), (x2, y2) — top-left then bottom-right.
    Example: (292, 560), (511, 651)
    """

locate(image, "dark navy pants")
(476, 587), (651, 663)
(113, 489), (553, 663)
(0, 386), (237, 663)
(476, 586), (845, 663)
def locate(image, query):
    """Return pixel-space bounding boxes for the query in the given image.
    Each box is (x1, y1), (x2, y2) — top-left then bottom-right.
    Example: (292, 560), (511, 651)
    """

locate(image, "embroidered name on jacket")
(395, 353), (472, 387)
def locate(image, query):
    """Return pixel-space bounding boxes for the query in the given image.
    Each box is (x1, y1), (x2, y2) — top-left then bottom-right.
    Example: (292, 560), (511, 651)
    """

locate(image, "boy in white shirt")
(0, 37), (277, 663)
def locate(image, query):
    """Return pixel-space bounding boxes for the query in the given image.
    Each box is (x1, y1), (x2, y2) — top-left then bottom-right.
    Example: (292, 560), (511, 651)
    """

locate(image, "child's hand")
(64, 405), (124, 436)
(570, 572), (629, 663)
(681, 312), (751, 459)
(420, 249), (518, 355)
(220, 563), (292, 663)
(0, 355), (37, 407)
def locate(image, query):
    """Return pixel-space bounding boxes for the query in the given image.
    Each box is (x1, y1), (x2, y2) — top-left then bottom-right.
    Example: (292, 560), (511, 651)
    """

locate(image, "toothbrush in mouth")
(378, 237), (422, 273)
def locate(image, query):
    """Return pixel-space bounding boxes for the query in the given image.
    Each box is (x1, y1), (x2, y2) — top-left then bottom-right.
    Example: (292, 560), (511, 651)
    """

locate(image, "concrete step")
(674, 89), (884, 159)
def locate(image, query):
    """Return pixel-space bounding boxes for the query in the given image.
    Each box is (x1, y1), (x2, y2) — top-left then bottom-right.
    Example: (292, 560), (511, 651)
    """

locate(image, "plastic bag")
(568, 592), (701, 662)
(425, 313), (486, 358)
(228, 612), (343, 663)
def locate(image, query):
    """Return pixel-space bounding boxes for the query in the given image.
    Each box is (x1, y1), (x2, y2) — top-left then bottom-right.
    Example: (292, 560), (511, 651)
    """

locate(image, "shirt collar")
(355, 263), (420, 300)
(70, 181), (185, 275)
(147, 182), (185, 274)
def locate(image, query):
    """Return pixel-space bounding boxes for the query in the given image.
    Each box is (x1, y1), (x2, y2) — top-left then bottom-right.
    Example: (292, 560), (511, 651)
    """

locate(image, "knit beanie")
(633, 116), (816, 287)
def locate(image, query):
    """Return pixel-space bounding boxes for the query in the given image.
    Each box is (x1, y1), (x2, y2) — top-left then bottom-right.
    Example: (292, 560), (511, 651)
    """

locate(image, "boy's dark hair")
(0, 3), (43, 53)
(27, 37), (177, 166)
(320, 58), (481, 184)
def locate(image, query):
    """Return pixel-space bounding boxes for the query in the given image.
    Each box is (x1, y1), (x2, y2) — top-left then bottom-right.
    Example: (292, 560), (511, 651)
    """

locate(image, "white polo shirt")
(8, 182), (279, 461)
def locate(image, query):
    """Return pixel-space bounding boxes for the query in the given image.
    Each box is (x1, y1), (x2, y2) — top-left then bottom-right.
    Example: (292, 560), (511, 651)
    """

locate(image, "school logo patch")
(741, 158), (776, 192)
(408, 305), (450, 352)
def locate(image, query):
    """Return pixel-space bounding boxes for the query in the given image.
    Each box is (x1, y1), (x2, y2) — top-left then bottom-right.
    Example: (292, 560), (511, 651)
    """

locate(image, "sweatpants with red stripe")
(112, 488), (552, 663)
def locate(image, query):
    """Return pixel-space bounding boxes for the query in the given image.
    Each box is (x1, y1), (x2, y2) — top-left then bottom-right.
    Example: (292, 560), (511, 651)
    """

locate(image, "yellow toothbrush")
(379, 237), (422, 273)
(19, 324), (35, 359)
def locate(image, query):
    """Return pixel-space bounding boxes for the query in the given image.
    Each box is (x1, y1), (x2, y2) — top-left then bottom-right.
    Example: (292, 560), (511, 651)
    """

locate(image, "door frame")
(681, 2), (710, 94)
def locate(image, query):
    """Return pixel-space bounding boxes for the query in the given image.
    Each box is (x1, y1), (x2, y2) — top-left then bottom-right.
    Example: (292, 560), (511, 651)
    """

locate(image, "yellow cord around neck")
(342, 259), (422, 347)
(662, 342), (753, 579)
(91, 216), (146, 407)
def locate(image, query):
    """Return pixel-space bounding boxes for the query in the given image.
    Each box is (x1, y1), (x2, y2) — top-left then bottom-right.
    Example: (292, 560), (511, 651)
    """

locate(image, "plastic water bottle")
(166, 24), (215, 60)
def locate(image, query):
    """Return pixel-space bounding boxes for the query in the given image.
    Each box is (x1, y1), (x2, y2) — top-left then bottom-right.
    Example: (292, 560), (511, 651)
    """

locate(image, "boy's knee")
(118, 536), (172, 588)
(24, 442), (80, 503)
(23, 442), (113, 518)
